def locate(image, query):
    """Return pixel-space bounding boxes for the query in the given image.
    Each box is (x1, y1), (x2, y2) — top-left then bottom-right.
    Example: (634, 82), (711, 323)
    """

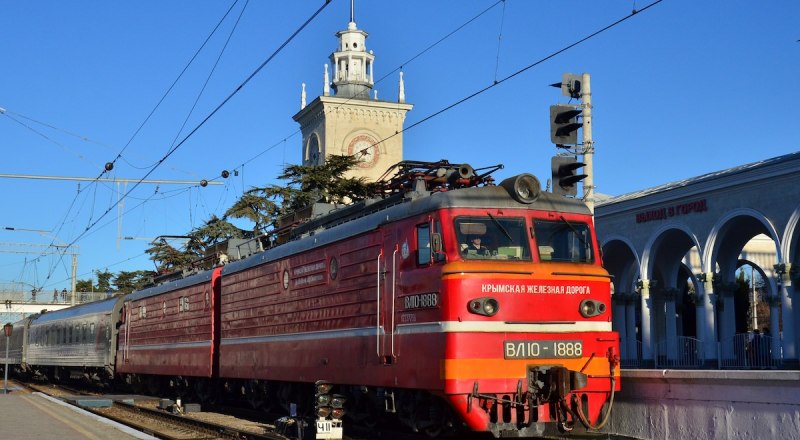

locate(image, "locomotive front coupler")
(527, 365), (588, 405)
(467, 365), (588, 413)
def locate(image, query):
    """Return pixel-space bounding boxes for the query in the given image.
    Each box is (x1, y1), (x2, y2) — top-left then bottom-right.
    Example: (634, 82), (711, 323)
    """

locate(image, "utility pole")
(71, 251), (78, 306)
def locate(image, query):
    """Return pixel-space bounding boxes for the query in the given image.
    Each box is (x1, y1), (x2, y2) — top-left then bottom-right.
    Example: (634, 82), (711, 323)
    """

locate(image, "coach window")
(90, 323), (95, 338)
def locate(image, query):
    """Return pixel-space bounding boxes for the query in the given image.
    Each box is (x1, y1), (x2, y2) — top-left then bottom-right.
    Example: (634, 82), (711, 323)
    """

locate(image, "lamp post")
(3, 322), (12, 394)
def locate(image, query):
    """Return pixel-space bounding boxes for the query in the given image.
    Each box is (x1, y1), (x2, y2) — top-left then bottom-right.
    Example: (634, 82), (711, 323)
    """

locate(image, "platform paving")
(0, 391), (156, 439)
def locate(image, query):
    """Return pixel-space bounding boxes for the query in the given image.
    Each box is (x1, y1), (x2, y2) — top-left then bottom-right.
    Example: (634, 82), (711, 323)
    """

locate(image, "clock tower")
(292, 4), (413, 183)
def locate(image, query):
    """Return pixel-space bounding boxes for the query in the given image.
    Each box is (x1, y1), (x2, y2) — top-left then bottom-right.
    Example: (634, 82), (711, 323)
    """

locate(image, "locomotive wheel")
(128, 375), (146, 394)
(195, 379), (217, 404)
(278, 382), (312, 416)
(277, 382), (296, 413)
(424, 425), (442, 438)
(243, 380), (269, 410)
(146, 376), (163, 397)
(422, 399), (444, 438)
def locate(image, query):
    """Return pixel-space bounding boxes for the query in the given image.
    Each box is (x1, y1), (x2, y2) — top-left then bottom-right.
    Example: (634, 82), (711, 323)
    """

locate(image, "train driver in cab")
(462, 235), (489, 255)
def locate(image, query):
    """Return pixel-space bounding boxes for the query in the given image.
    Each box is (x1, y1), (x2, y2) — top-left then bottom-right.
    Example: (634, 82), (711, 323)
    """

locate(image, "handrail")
(391, 245), (398, 358)
(376, 250), (383, 358)
(124, 307), (131, 361)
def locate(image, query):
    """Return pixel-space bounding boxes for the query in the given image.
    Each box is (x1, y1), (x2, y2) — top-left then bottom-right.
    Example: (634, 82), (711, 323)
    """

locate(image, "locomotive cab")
(427, 191), (618, 436)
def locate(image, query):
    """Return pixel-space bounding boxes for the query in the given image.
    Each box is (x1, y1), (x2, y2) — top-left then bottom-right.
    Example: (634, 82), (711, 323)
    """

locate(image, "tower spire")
(398, 71), (405, 103)
(329, 3), (374, 99)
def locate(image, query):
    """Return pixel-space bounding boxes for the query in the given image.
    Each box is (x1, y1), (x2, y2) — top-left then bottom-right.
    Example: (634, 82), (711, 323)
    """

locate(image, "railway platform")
(0, 387), (156, 440)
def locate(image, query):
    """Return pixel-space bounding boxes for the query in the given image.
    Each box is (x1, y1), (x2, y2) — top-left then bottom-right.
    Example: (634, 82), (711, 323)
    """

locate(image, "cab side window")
(417, 224), (432, 265)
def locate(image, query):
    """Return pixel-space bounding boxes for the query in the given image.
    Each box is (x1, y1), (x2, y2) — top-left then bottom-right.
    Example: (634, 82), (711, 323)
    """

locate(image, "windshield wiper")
(558, 215), (588, 247)
(487, 212), (513, 241)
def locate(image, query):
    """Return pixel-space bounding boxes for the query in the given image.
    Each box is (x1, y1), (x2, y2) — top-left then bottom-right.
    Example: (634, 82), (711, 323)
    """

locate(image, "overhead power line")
(37, 1), (247, 276)
(0, 173), (222, 185)
(354, 0), (666, 160)
(57, 1), (333, 252)
(209, 0), (505, 185)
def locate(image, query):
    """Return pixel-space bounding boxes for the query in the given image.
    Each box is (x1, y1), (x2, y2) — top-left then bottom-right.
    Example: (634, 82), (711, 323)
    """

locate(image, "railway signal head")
(549, 104), (582, 146)
(315, 380), (334, 418)
(551, 156), (587, 197)
(330, 394), (347, 419)
(550, 73), (583, 99)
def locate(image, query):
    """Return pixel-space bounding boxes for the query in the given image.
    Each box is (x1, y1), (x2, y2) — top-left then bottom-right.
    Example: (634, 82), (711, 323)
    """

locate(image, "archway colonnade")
(595, 153), (800, 369)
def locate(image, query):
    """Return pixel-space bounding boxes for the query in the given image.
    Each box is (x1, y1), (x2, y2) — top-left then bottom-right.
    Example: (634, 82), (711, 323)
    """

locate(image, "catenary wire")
(32, 1), (243, 271)
(37, 1), (332, 283)
(354, 0), (666, 160)
(208, 0), (504, 185)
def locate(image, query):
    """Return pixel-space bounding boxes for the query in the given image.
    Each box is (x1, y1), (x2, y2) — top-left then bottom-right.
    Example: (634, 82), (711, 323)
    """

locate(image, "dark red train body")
(115, 165), (619, 437)
(7, 163), (619, 437)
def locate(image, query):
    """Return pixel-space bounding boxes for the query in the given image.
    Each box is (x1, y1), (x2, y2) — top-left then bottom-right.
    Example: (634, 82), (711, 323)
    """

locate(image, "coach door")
(378, 228), (400, 365)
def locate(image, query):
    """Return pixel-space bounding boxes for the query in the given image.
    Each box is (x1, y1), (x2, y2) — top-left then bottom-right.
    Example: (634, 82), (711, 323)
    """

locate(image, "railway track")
(92, 401), (288, 440)
(20, 380), (288, 440)
(17, 379), (483, 440)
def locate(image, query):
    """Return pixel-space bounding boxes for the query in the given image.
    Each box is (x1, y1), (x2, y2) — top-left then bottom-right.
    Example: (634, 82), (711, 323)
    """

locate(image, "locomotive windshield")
(533, 218), (594, 263)
(455, 216), (531, 260)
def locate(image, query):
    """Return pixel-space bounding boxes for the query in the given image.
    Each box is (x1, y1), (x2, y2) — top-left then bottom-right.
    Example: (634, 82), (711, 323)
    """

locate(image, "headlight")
(500, 173), (541, 204)
(579, 299), (607, 318)
(468, 297), (499, 317)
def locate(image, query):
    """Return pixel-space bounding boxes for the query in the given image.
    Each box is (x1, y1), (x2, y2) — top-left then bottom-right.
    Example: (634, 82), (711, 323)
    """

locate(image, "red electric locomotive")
(117, 160), (618, 437)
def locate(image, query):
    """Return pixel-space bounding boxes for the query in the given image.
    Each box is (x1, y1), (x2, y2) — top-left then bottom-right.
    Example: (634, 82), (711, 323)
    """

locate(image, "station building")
(595, 152), (800, 369)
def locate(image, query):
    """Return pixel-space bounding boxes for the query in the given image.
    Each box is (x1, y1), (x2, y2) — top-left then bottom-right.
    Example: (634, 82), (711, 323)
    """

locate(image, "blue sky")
(1, 0), (798, 291)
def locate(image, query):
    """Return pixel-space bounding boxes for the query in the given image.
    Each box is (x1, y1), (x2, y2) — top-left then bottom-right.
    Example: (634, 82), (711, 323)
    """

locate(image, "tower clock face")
(347, 134), (380, 168)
